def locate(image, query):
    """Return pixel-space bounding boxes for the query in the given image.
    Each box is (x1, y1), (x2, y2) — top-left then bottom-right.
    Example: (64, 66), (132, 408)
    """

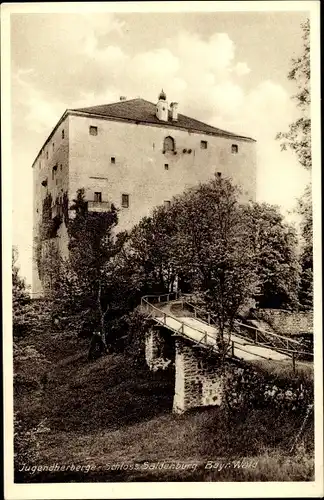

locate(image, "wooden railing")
(141, 294), (296, 363)
(140, 293), (313, 365)
(181, 298), (312, 359)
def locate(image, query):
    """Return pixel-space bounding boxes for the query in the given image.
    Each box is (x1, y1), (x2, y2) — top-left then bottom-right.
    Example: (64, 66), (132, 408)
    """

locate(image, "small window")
(94, 192), (102, 202)
(201, 140), (208, 149)
(231, 144), (238, 154)
(122, 194), (129, 208)
(62, 130), (65, 139)
(217, 172), (222, 178)
(164, 200), (171, 209)
(164, 163), (169, 170)
(52, 143), (55, 150)
(89, 126), (98, 136)
(60, 165), (62, 171)
(111, 157), (116, 164)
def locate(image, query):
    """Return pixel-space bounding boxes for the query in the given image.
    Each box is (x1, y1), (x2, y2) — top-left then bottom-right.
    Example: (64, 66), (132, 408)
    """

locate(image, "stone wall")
(145, 327), (313, 415)
(256, 309), (313, 335)
(173, 339), (224, 414)
(69, 113), (257, 234)
(145, 326), (174, 371)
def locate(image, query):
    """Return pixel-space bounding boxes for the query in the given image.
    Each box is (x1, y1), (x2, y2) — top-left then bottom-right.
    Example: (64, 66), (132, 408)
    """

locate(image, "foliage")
(243, 202), (301, 309)
(275, 18), (313, 309)
(276, 19), (311, 171)
(171, 177), (258, 347)
(126, 206), (178, 295)
(50, 189), (122, 339)
(124, 177), (300, 345)
(296, 185), (313, 309)
(12, 247), (31, 336)
(12, 246), (29, 304)
(224, 360), (313, 416)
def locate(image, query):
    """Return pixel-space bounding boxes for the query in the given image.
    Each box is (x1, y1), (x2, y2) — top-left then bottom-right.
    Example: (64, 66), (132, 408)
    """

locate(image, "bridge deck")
(141, 293), (312, 365)
(156, 312), (290, 362)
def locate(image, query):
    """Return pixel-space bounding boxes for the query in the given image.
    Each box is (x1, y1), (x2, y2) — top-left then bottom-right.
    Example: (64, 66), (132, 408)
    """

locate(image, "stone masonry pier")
(145, 327), (224, 414)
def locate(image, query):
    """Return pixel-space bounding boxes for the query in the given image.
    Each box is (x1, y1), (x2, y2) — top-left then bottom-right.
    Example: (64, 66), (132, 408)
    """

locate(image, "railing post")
(232, 341), (235, 357)
(255, 331), (258, 343)
(164, 313), (166, 324)
(207, 313), (210, 325)
(194, 309), (197, 318)
(181, 323), (184, 334)
(292, 352), (296, 373)
(167, 294), (170, 303)
(158, 296), (161, 303)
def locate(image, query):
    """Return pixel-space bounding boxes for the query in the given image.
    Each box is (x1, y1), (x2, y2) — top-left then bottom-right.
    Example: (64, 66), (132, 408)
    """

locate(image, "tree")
(276, 18), (313, 309)
(50, 189), (122, 341)
(170, 177), (258, 349)
(12, 247), (31, 336)
(243, 202), (301, 310)
(126, 205), (178, 295)
(296, 185), (313, 309)
(12, 247), (29, 304)
(276, 18), (311, 170)
(125, 176), (259, 351)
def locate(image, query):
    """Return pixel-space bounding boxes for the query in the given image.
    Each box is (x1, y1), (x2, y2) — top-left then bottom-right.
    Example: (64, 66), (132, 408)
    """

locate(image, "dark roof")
(71, 98), (255, 142)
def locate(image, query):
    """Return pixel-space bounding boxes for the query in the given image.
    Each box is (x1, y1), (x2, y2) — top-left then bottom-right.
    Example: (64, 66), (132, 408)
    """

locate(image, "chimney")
(170, 102), (178, 121)
(119, 96), (127, 101)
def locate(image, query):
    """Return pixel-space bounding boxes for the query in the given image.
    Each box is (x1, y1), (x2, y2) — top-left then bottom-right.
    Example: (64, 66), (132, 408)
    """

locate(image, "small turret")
(156, 89), (168, 121)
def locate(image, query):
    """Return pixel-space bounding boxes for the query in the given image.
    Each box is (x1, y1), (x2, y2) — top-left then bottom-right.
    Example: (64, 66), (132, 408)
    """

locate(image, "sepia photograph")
(2, 1), (322, 498)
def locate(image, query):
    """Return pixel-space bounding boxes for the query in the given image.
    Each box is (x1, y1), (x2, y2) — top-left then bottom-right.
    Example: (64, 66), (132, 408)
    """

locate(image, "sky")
(9, 7), (311, 284)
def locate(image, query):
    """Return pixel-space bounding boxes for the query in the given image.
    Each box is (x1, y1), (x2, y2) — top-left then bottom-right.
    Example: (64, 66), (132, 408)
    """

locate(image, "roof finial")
(158, 89), (166, 101)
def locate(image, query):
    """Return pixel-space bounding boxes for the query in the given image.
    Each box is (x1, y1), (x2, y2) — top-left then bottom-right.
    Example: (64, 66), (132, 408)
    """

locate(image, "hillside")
(14, 322), (314, 483)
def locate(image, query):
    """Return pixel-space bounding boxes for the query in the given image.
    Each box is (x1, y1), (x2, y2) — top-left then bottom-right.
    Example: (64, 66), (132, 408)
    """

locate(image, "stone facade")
(144, 324), (313, 415)
(145, 326), (174, 371)
(32, 96), (257, 296)
(257, 309), (313, 335)
(145, 330), (224, 414)
(173, 339), (224, 414)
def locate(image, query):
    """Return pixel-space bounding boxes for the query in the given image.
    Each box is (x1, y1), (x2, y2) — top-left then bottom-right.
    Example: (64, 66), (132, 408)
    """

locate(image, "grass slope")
(14, 325), (314, 482)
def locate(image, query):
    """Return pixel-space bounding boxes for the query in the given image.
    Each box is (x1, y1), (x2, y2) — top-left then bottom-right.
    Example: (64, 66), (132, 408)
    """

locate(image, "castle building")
(32, 91), (257, 296)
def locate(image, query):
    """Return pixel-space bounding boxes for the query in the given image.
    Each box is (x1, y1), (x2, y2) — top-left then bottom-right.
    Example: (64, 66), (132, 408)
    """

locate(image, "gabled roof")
(71, 98), (255, 142)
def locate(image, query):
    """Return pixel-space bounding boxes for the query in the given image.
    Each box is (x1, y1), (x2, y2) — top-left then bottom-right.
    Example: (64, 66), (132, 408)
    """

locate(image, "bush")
(224, 359), (313, 419)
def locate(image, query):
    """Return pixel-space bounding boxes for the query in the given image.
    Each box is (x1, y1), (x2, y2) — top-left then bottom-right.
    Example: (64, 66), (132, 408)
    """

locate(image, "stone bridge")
(141, 293), (313, 414)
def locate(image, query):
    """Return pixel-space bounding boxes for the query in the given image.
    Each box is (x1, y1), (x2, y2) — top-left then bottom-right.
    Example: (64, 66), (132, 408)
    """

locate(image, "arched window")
(163, 136), (175, 152)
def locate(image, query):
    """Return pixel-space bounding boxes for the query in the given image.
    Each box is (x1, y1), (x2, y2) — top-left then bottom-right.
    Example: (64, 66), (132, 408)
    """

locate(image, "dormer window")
(163, 136), (175, 153)
(231, 144), (238, 154)
(201, 140), (208, 149)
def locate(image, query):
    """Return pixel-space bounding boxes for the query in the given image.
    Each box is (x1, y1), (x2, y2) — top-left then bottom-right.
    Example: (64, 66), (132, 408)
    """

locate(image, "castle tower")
(156, 89), (168, 122)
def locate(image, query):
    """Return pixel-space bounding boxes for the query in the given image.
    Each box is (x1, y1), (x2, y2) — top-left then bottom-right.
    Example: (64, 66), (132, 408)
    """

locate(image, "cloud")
(234, 62), (251, 76)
